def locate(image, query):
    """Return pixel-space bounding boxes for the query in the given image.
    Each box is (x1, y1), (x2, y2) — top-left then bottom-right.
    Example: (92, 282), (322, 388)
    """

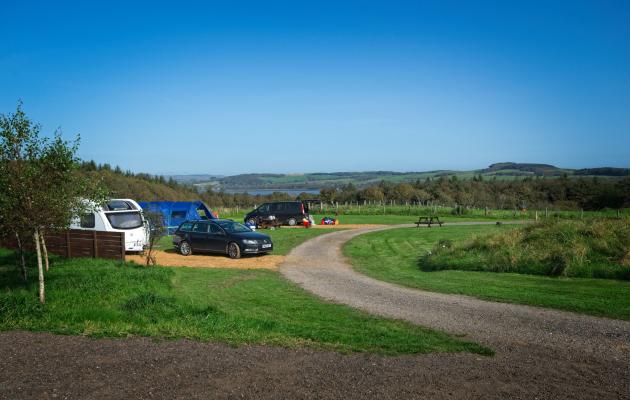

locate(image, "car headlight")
(242, 239), (258, 245)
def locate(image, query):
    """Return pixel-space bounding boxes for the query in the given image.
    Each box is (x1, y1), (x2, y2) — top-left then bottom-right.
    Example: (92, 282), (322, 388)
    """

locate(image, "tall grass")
(423, 218), (630, 279)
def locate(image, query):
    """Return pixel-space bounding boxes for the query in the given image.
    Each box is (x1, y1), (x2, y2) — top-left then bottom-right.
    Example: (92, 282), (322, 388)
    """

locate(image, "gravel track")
(280, 222), (630, 399)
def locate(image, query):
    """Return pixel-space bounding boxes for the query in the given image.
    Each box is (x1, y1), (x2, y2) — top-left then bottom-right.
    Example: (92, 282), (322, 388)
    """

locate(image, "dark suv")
(172, 219), (273, 259)
(244, 201), (309, 226)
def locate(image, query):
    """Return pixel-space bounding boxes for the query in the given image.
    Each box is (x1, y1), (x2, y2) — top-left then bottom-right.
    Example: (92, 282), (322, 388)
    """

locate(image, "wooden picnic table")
(414, 216), (443, 228)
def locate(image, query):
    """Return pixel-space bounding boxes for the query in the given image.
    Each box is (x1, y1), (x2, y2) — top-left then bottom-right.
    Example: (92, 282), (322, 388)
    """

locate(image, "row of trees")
(317, 176), (630, 211)
(86, 161), (630, 211)
(0, 104), (105, 303)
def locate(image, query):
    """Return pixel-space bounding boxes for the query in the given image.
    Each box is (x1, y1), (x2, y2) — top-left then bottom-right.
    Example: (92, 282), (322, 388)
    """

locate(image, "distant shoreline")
(220, 188), (320, 196)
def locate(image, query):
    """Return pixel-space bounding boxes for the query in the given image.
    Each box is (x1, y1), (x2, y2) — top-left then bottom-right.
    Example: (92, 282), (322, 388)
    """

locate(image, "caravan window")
(80, 213), (95, 228)
(106, 212), (143, 229)
(106, 200), (133, 211)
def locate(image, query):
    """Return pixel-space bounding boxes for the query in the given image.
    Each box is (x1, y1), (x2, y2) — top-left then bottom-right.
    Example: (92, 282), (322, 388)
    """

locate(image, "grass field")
(218, 212), (500, 225)
(0, 249), (489, 355)
(344, 226), (630, 320)
(219, 208), (628, 225)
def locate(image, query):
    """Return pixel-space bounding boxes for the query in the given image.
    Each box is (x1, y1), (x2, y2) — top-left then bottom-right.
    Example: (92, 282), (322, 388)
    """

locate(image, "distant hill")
(171, 163), (629, 191)
(481, 162), (567, 176)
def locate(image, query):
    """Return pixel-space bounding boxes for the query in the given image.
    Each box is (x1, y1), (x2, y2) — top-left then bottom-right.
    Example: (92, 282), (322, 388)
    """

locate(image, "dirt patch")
(127, 250), (283, 270)
(1, 331), (628, 399)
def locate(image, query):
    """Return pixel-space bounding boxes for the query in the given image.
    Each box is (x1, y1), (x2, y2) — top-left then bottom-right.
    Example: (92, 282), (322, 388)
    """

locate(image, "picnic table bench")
(414, 216), (443, 228)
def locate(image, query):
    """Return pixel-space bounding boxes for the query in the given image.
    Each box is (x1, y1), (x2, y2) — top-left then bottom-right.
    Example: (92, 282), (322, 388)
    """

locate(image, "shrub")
(421, 218), (630, 279)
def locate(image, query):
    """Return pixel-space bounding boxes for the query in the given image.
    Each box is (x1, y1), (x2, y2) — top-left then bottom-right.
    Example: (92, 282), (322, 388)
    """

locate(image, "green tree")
(143, 210), (165, 266)
(0, 103), (106, 303)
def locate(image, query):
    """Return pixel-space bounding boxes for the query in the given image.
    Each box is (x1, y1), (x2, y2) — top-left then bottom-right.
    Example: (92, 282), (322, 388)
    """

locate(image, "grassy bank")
(0, 249), (489, 355)
(344, 226), (630, 320)
(424, 219), (630, 280)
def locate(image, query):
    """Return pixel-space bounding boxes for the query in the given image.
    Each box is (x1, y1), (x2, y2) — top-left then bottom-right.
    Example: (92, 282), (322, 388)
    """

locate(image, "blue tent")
(138, 201), (216, 234)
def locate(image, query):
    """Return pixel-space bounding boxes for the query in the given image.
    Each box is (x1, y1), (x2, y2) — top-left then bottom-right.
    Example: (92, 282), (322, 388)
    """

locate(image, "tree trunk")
(40, 230), (49, 272)
(15, 232), (27, 282)
(34, 229), (45, 304)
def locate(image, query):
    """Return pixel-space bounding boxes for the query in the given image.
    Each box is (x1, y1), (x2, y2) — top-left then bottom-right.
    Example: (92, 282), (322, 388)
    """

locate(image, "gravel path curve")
(280, 222), (630, 398)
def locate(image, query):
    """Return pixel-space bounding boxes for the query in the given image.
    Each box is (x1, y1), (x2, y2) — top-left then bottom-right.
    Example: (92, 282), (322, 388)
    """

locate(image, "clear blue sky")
(1, 1), (629, 175)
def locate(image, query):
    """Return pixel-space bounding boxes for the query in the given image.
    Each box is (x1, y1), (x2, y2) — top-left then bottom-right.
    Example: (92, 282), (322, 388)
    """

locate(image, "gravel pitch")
(126, 250), (284, 270)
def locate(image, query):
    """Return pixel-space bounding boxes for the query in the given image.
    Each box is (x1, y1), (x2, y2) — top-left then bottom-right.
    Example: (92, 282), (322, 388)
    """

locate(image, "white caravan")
(70, 199), (149, 252)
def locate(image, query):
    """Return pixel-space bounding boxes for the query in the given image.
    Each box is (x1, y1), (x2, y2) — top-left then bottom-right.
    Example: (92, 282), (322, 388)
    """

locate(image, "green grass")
(153, 228), (337, 255)
(344, 226), (630, 320)
(219, 212), (502, 225)
(0, 249), (489, 355)
(424, 219), (630, 280)
(219, 208), (628, 225)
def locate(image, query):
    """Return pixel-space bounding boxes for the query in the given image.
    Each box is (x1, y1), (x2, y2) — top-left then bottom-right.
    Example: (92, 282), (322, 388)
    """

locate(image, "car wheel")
(287, 217), (297, 226)
(227, 242), (241, 259)
(179, 241), (192, 256)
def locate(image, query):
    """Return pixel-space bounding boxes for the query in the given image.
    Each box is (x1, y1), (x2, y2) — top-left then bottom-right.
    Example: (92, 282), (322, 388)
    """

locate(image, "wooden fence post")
(93, 231), (98, 258)
(66, 231), (71, 258)
(120, 232), (126, 260)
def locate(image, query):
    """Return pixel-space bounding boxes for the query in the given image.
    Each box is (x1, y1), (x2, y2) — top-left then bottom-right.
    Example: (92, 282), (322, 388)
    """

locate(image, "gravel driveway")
(280, 223), (630, 399)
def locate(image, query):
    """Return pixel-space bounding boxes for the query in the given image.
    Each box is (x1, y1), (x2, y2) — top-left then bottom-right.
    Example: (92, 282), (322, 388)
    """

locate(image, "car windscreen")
(106, 212), (144, 229)
(216, 220), (252, 233)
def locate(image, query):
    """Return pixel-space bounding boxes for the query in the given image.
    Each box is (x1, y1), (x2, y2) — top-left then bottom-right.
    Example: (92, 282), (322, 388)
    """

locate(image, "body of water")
(221, 188), (320, 196)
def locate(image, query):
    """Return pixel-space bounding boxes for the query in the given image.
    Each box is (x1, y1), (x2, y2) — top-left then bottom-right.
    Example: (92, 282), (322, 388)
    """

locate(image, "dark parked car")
(172, 219), (273, 259)
(244, 201), (309, 226)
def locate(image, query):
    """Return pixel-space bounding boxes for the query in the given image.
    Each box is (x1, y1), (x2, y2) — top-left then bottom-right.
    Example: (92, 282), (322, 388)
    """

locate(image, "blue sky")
(1, 1), (629, 175)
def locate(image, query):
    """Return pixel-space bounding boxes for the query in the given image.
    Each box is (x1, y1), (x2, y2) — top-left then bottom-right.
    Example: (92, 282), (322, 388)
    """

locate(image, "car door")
(278, 202), (295, 224)
(190, 222), (210, 251)
(270, 202), (284, 221)
(286, 202), (300, 220)
(207, 223), (229, 252)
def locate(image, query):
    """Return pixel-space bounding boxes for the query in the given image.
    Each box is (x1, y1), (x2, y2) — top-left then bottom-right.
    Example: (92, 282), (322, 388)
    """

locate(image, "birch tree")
(0, 102), (106, 303)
